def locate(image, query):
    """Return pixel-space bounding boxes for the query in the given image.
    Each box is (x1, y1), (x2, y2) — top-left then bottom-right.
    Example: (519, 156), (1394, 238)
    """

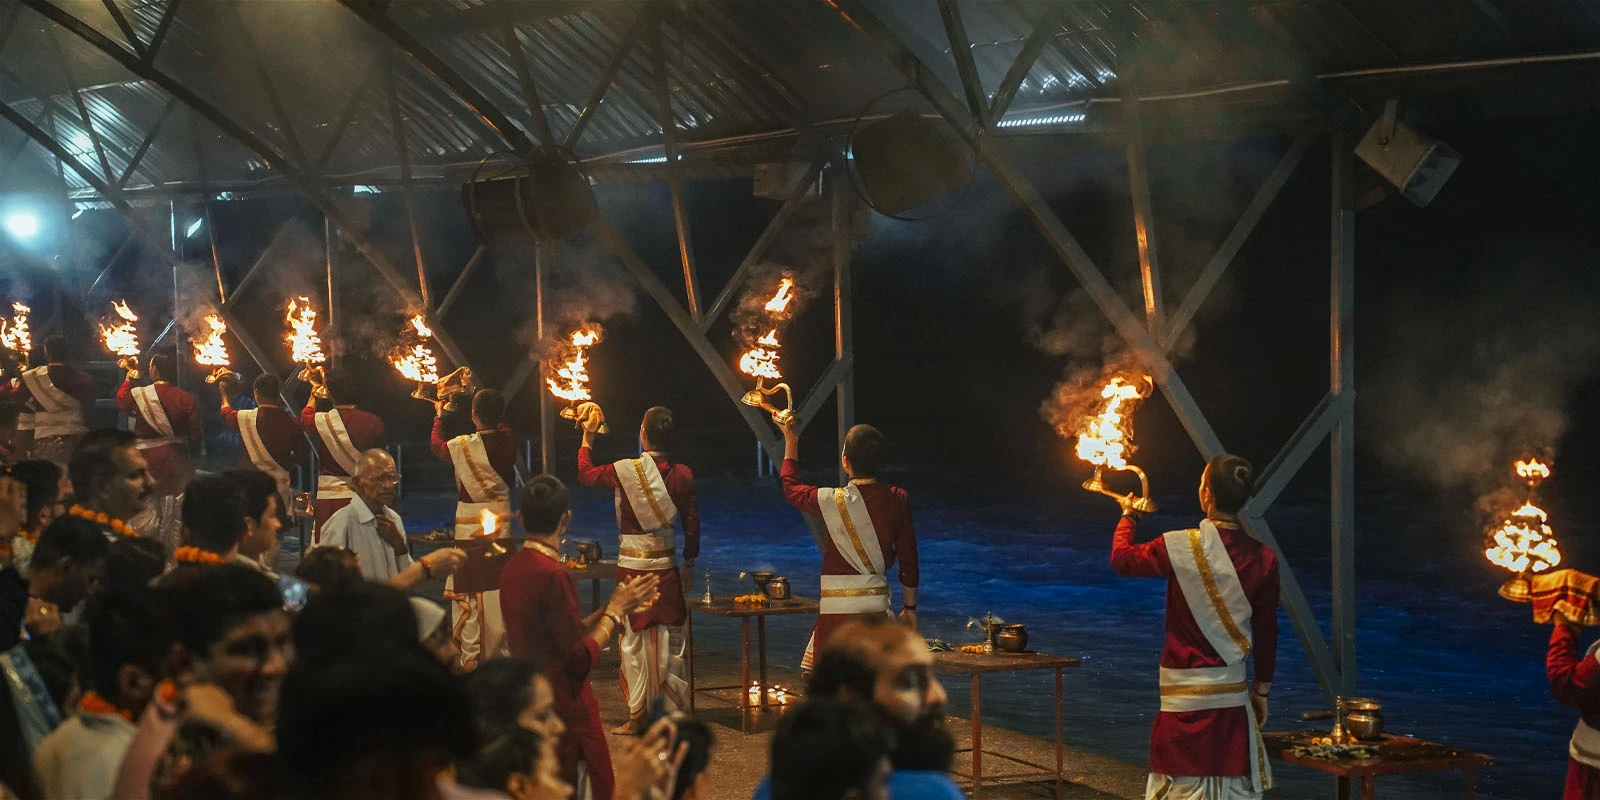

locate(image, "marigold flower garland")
(66, 505), (137, 537)
(174, 546), (225, 565)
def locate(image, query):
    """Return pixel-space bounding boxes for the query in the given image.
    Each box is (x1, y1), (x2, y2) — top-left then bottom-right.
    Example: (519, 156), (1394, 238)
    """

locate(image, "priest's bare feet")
(611, 715), (645, 735)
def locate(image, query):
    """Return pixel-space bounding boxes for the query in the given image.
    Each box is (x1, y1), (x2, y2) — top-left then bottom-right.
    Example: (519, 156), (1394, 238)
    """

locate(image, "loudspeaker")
(462, 155), (597, 245)
(1355, 119), (1460, 208)
(850, 110), (972, 217)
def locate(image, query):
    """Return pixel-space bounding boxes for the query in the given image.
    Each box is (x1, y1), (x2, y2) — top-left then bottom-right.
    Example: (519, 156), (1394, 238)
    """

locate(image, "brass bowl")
(1346, 711), (1384, 741)
(995, 624), (1029, 652)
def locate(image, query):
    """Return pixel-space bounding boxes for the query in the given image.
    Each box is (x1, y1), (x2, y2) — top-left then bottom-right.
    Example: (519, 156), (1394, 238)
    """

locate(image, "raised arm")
(1109, 514), (1168, 578)
(576, 445), (621, 489)
(778, 417), (822, 515)
(1550, 622), (1600, 709)
(114, 377), (136, 413)
(429, 417), (451, 461)
(219, 396), (240, 431)
(299, 401), (317, 432)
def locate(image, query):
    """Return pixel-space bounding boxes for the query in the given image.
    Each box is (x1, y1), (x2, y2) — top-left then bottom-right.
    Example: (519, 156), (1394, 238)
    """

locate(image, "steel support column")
(1122, 77), (1164, 335)
(651, 16), (702, 320)
(1331, 133), (1357, 696)
(536, 244), (556, 474)
(829, 165), (855, 486)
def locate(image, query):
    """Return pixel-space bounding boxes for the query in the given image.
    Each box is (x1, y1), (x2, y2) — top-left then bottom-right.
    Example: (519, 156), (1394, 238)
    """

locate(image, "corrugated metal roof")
(0, 0), (1596, 199)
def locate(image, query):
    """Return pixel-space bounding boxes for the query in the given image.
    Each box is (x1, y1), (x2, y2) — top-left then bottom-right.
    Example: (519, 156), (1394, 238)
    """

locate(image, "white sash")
(617, 531), (677, 571)
(131, 384), (175, 438)
(454, 499), (511, 539)
(614, 456), (678, 533)
(1164, 521), (1253, 665)
(314, 409), (362, 475)
(817, 486), (890, 615)
(1573, 643), (1600, 770)
(22, 368), (84, 437)
(238, 409), (293, 504)
(316, 474), (354, 500)
(447, 434), (509, 504)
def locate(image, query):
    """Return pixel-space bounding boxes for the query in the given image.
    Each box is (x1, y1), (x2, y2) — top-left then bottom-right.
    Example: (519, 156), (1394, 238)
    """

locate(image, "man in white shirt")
(319, 449), (412, 583)
(34, 586), (172, 800)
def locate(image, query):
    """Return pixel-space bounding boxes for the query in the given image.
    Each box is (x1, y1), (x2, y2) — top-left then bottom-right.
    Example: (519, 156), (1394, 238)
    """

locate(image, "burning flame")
(764, 277), (796, 315)
(739, 329), (782, 380)
(0, 302), (30, 358)
(285, 297), (326, 365)
(547, 324), (604, 404)
(480, 509), (498, 537)
(1075, 376), (1150, 470)
(390, 314), (439, 384)
(1486, 460), (1563, 575)
(191, 314), (230, 368)
(99, 300), (141, 357)
(747, 682), (793, 706)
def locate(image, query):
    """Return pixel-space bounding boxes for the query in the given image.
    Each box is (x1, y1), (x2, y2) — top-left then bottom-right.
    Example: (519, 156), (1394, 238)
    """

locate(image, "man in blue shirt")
(752, 616), (964, 800)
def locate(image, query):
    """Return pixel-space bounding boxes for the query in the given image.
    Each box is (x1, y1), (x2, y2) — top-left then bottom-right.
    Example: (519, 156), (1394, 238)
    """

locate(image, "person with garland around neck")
(67, 429), (155, 541)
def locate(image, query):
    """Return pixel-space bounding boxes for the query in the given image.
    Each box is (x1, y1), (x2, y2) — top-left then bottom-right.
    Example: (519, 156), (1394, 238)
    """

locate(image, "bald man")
(318, 449), (413, 583)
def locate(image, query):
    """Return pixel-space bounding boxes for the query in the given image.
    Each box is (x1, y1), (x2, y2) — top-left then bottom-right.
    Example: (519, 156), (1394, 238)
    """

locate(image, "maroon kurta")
(500, 544), (613, 800)
(300, 404), (386, 536)
(576, 446), (699, 629)
(429, 419), (517, 501)
(114, 380), (200, 496)
(1550, 623), (1600, 798)
(221, 403), (304, 473)
(2, 364), (94, 457)
(780, 459), (919, 652)
(1110, 516), (1279, 778)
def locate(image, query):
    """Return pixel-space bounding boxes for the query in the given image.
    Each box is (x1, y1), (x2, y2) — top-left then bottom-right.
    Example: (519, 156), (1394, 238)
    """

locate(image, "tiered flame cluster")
(1076, 375), (1156, 512)
(285, 297), (327, 369)
(0, 302), (30, 360)
(738, 277), (797, 424)
(390, 315), (440, 392)
(191, 314), (230, 368)
(1486, 459), (1562, 575)
(547, 325), (608, 433)
(99, 300), (141, 358)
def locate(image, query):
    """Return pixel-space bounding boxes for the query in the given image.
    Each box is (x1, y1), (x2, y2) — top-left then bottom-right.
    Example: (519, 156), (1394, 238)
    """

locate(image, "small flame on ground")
(0, 302), (30, 358)
(1486, 460), (1562, 574)
(764, 277), (796, 315)
(99, 299), (141, 357)
(547, 324), (604, 404)
(285, 297), (326, 365)
(191, 314), (230, 367)
(391, 314), (439, 384)
(747, 682), (793, 706)
(1075, 376), (1150, 470)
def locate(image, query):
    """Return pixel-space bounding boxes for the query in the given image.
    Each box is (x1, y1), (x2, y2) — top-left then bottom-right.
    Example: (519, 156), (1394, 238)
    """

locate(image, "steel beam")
(144, 0), (180, 65)
(794, 353), (853, 432)
(937, 0), (988, 123)
(501, 8), (554, 148)
(829, 165), (855, 485)
(650, 16), (702, 320)
(100, 0), (143, 57)
(1331, 132), (1357, 696)
(436, 245), (487, 317)
(536, 243), (556, 474)
(1164, 132), (1314, 354)
(83, 231), (135, 299)
(222, 212), (301, 310)
(699, 159), (823, 332)
(987, 5), (1062, 123)
(312, 61), (380, 176)
(118, 96), (177, 188)
(1245, 391), (1354, 515)
(563, 10), (648, 151)
(49, 25), (115, 183)
(385, 62), (431, 310)
(1122, 76), (1164, 335)
(827, 0), (1343, 701)
(225, 3), (306, 163)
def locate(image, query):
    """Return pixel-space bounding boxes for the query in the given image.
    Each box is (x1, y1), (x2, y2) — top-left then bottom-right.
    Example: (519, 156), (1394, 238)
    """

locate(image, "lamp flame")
(480, 508), (498, 537)
(191, 314), (230, 368)
(739, 329), (782, 380)
(764, 277), (796, 315)
(1486, 459), (1562, 575)
(1075, 376), (1150, 470)
(0, 302), (30, 359)
(99, 300), (141, 357)
(285, 297), (326, 366)
(390, 314), (439, 385)
(747, 682), (793, 706)
(547, 324), (604, 404)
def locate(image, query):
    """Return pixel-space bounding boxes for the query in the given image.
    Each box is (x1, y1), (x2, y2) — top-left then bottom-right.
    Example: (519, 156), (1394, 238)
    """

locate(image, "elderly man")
(68, 429), (155, 539)
(751, 616), (961, 800)
(319, 449), (412, 583)
(114, 354), (200, 497)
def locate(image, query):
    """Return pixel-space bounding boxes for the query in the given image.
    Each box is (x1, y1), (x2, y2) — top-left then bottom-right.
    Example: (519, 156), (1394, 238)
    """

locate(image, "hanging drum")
(462, 150), (598, 246)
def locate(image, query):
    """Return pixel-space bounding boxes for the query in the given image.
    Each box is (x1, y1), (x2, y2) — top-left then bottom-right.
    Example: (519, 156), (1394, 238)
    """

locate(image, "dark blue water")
(401, 468), (1566, 799)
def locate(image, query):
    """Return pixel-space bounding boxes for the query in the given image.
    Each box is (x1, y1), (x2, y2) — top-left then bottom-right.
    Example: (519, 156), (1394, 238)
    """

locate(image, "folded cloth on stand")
(1501, 568), (1600, 626)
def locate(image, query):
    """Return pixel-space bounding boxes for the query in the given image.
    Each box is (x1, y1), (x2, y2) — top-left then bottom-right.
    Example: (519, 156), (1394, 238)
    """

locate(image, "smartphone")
(278, 574), (310, 613)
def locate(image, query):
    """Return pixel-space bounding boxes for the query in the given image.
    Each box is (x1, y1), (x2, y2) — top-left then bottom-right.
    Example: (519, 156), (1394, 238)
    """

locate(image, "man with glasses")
(319, 449), (412, 583)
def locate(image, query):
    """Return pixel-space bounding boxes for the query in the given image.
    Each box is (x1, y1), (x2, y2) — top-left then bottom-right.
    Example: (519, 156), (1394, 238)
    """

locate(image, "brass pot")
(995, 624), (1029, 652)
(767, 576), (791, 600)
(1341, 698), (1384, 741)
(572, 540), (602, 567)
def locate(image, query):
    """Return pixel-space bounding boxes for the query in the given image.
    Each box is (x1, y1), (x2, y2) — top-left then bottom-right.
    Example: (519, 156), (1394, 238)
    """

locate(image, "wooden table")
(933, 651), (1082, 800)
(565, 559), (617, 613)
(1263, 730), (1494, 799)
(689, 595), (819, 733)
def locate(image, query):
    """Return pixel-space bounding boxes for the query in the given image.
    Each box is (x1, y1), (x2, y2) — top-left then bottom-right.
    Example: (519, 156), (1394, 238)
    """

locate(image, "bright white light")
(626, 155), (669, 164)
(996, 112), (1087, 129)
(185, 219), (203, 238)
(70, 209), (84, 220)
(4, 213), (39, 240)
(68, 132), (92, 155)
(352, 185), (381, 194)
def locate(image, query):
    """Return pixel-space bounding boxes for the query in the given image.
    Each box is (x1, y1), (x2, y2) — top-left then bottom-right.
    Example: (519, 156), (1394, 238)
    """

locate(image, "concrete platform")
(586, 649), (1147, 800)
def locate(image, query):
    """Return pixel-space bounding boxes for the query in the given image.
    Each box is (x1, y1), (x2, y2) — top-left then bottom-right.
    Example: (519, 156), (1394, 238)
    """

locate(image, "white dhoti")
(1144, 775), (1261, 800)
(445, 499), (508, 672)
(618, 620), (688, 715)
